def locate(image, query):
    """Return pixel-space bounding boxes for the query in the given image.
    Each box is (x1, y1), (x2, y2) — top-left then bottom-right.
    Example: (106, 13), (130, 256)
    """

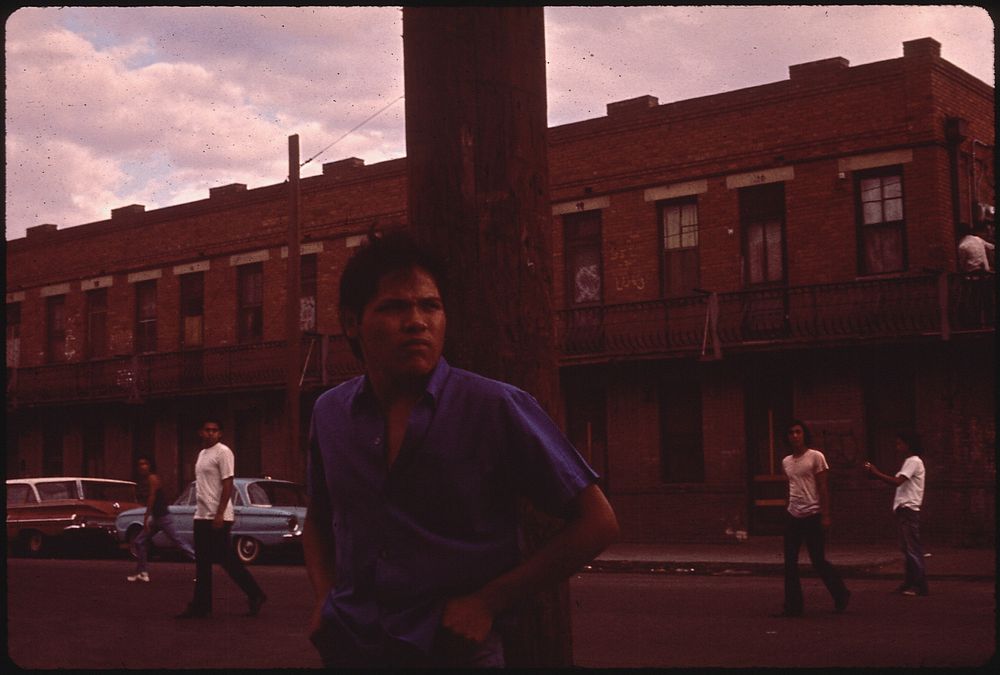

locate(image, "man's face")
(787, 425), (806, 449)
(349, 266), (446, 384)
(136, 459), (151, 476)
(199, 423), (222, 448)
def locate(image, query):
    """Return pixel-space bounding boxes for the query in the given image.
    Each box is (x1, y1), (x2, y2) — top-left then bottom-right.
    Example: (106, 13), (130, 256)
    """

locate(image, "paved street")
(6, 557), (995, 668)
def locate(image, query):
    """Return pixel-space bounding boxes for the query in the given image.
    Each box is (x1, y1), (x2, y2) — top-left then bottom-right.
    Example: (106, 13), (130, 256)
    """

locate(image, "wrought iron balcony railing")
(556, 271), (995, 361)
(7, 273), (994, 406)
(7, 333), (363, 407)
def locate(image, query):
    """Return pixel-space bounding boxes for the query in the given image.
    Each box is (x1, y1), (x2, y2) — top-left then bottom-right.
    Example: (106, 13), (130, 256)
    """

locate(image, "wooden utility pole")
(286, 134), (302, 480)
(402, 7), (569, 667)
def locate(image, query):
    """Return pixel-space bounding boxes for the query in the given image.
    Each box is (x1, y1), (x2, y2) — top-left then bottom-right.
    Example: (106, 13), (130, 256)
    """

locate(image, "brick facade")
(6, 38), (994, 544)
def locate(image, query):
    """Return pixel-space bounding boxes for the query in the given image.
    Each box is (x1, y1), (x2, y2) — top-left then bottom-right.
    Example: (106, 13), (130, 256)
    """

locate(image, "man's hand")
(821, 513), (831, 529)
(212, 513), (225, 530)
(440, 593), (494, 644)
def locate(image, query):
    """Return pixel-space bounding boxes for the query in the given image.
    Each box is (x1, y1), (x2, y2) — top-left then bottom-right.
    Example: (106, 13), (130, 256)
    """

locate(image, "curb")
(582, 560), (994, 581)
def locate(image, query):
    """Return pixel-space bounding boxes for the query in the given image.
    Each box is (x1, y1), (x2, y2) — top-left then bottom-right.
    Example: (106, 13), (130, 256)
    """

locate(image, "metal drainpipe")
(945, 117), (968, 242)
(970, 139), (994, 226)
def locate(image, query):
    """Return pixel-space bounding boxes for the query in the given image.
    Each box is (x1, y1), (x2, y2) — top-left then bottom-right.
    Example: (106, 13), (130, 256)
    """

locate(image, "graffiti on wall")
(609, 240), (647, 292)
(808, 419), (864, 469)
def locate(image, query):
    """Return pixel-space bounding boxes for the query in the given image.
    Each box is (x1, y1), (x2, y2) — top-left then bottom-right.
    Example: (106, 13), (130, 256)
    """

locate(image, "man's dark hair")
(338, 230), (448, 360)
(787, 419), (813, 447)
(895, 429), (923, 456)
(201, 417), (224, 431)
(136, 454), (157, 472)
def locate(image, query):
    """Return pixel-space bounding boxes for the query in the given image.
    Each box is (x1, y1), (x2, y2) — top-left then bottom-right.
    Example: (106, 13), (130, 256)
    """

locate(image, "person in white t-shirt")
(864, 430), (929, 596)
(176, 418), (266, 619)
(774, 420), (851, 617)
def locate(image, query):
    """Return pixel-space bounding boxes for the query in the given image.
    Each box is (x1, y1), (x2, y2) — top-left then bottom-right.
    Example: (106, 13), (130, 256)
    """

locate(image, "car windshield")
(7, 484), (37, 506)
(246, 482), (307, 507)
(81, 481), (136, 502)
(36, 481), (78, 501)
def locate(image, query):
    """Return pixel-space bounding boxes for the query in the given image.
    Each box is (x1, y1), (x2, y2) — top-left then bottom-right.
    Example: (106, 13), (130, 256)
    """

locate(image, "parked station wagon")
(7, 477), (143, 556)
(115, 477), (307, 564)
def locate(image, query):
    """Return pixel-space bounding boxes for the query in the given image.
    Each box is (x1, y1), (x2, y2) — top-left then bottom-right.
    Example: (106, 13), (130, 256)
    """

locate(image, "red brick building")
(6, 37), (994, 544)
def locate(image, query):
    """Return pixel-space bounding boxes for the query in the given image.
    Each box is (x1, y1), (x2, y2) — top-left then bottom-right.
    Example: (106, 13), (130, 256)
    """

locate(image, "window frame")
(854, 165), (907, 276)
(563, 209), (604, 307)
(237, 263), (264, 344)
(85, 288), (109, 359)
(740, 182), (787, 287)
(45, 295), (67, 364)
(134, 280), (158, 354)
(179, 272), (205, 349)
(659, 196), (701, 297)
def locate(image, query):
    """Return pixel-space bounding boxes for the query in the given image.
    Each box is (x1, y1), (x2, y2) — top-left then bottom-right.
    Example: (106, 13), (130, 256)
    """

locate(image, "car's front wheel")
(234, 536), (261, 564)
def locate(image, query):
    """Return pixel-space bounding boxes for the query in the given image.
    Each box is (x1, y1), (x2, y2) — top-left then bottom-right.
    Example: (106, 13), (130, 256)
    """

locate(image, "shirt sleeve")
(502, 387), (598, 517)
(813, 450), (830, 474)
(219, 446), (235, 480)
(896, 456), (917, 479)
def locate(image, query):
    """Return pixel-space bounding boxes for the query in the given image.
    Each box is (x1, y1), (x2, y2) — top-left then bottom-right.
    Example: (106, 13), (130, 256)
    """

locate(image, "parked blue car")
(115, 477), (307, 564)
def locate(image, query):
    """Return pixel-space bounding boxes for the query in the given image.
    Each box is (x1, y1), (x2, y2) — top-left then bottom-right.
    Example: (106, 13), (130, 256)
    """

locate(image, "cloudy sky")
(4, 5), (994, 241)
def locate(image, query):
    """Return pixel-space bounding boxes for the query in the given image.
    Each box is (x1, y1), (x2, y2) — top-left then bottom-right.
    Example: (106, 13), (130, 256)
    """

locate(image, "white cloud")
(4, 6), (994, 240)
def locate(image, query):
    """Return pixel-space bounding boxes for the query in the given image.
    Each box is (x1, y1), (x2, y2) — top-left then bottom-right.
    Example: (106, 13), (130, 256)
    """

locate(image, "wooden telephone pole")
(402, 7), (570, 667)
(286, 135), (302, 480)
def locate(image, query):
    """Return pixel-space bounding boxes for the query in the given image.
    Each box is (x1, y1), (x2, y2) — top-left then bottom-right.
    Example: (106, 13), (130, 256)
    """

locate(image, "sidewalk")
(586, 538), (996, 581)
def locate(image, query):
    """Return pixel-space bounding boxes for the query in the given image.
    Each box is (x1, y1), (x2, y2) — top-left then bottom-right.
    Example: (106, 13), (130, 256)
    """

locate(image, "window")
(856, 167), (906, 274)
(300, 253), (317, 332)
(6, 484), (36, 506)
(564, 210), (603, 305)
(135, 280), (158, 353)
(238, 263), (264, 343)
(179, 273), (205, 348)
(741, 183), (785, 285)
(661, 198), (700, 295)
(660, 375), (704, 483)
(45, 295), (67, 364)
(6, 302), (20, 368)
(37, 480), (76, 500)
(86, 288), (108, 359)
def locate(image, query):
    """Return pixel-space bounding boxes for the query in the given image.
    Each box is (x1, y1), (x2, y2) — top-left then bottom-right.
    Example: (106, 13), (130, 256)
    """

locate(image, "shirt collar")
(350, 357), (450, 412)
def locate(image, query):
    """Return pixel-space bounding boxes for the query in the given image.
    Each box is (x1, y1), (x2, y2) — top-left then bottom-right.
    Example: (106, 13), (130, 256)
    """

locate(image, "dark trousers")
(782, 512), (849, 613)
(190, 519), (263, 612)
(896, 507), (929, 594)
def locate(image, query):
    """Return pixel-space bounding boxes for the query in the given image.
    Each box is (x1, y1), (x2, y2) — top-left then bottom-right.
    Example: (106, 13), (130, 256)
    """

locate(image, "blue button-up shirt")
(307, 358), (598, 654)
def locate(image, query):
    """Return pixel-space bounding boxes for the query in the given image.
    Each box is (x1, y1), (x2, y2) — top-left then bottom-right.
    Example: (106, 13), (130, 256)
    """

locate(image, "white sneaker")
(127, 572), (150, 582)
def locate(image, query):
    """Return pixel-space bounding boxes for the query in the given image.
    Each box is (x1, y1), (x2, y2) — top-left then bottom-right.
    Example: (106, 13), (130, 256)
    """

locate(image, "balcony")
(7, 334), (363, 408)
(556, 272), (995, 363)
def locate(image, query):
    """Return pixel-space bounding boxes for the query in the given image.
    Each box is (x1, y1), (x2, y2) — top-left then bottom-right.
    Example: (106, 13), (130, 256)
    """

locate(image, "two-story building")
(6, 37), (994, 544)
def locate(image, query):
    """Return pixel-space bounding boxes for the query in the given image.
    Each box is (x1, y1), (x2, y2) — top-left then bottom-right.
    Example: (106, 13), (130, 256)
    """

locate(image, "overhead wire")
(300, 94), (405, 169)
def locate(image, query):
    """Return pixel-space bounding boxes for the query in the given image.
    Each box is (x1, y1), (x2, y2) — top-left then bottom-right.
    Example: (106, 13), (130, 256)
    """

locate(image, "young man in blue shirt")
(303, 232), (619, 667)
